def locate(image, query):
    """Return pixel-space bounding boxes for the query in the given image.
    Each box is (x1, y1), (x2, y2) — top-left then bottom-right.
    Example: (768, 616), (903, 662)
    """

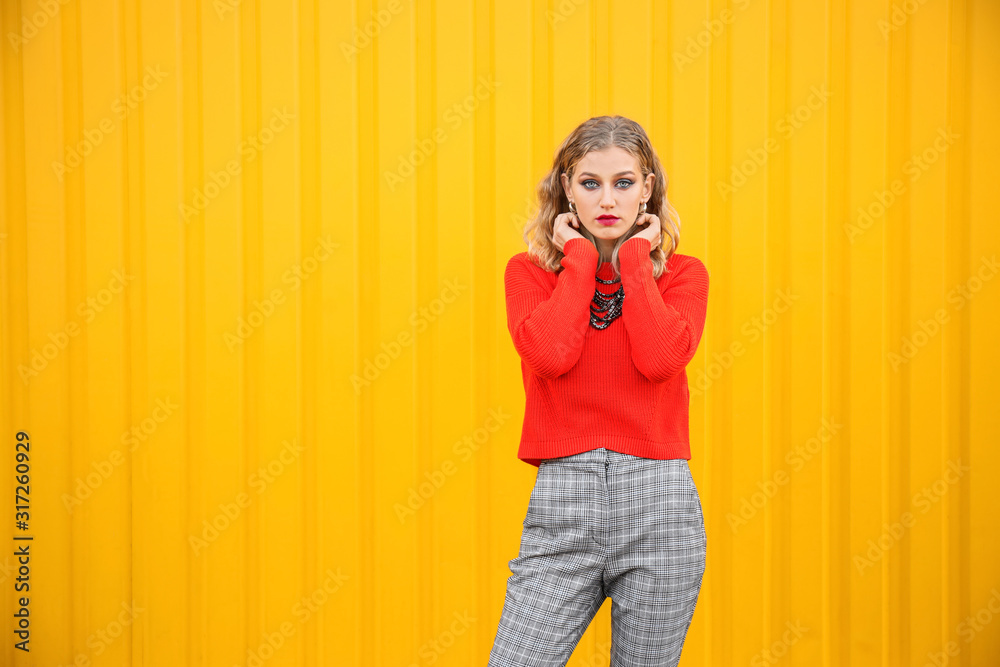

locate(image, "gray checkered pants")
(488, 448), (706, 666)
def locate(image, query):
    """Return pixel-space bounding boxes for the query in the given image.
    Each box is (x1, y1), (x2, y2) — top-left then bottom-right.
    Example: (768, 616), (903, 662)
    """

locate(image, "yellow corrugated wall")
(1, 0), (998, 665)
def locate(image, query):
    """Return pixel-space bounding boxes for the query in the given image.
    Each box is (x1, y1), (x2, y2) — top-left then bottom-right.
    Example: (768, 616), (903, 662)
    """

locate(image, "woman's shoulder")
(506, 250), (531, 266)
(506, 250), (552, 274)
(657, 252), (709, 289)
(505, 250), (558, 290)
(664, 251), (709, 276)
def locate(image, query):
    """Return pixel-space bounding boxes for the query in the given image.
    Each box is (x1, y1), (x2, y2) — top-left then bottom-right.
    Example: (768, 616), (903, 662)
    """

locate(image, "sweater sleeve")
(618, 236), (709, 383)
(504, 237), (600, 379)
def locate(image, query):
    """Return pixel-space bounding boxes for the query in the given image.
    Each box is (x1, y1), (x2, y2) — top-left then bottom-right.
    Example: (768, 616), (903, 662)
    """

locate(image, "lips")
(597, 216), (618, 226)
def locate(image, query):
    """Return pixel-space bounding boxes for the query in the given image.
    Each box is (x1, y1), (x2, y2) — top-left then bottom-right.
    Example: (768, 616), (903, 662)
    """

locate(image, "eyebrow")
(578, 171), (636, 178)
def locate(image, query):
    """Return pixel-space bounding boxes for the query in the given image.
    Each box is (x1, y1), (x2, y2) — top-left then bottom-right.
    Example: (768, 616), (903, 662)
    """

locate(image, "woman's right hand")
(552, 211), (588, 254)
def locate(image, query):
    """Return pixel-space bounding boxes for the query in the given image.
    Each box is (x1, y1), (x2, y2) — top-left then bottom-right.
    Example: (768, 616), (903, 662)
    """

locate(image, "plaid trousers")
(488, 447), (707, 667)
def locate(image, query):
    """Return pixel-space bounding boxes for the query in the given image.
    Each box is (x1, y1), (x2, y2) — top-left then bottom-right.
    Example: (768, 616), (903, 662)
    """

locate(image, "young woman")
(489, 115), (709, 667)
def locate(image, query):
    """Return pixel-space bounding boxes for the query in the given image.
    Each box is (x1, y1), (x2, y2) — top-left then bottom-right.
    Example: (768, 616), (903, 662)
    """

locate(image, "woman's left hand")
(632, 212), (662, 250)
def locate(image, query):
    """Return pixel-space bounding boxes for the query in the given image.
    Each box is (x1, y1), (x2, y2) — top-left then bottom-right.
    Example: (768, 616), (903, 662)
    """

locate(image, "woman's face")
(561, 145), (655, 243)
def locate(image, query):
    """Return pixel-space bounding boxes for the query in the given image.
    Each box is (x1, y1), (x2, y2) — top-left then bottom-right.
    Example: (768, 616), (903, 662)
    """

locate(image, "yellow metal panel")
(1, 0), (998, 665)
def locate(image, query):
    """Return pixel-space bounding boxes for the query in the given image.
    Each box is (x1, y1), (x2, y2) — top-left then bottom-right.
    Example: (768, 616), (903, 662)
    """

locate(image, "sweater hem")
(517, 435), (692, 468)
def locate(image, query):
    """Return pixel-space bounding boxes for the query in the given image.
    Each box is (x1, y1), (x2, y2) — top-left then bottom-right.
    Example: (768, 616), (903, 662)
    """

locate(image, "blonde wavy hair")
(521, 115), (681, 279)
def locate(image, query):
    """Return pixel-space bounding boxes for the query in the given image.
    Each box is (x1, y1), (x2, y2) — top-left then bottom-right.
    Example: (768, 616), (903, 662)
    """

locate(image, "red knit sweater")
(504, 235), (709, 467)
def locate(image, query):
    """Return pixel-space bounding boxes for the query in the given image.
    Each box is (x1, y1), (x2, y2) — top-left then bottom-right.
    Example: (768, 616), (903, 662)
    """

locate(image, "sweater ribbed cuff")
(563, 236), (599, 259)
(619, 235), (652, 264)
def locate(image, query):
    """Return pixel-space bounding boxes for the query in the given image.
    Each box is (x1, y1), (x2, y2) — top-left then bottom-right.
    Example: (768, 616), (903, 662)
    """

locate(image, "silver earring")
(568, 200), (577, 214)
(639, 201), (647, 214)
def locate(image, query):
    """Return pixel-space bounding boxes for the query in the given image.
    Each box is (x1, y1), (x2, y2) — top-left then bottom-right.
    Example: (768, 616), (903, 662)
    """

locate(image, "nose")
(599, 185), (616, 209)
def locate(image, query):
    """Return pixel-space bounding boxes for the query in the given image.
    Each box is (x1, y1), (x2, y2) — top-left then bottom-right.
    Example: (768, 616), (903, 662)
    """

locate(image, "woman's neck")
(594, 238), (616, 263)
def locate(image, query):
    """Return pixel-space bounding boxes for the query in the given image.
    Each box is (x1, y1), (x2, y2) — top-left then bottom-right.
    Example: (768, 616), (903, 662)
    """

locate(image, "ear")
(642, 172), (655, 200)
(560, 172), (572, 200)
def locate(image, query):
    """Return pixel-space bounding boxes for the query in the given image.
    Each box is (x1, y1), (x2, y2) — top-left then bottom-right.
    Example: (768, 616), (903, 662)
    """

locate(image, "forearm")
(506, 237), (599, 378)
(619, 236), (708, 382)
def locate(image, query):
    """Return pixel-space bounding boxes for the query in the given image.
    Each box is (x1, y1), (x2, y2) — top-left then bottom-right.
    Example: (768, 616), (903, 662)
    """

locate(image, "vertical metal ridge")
(533, 0), (547, 177)
(413, 0), (435, 656)
(824, 0), (851, 663)
(473, 0), (497, 657)
(764, 0), (778, 650)
(238, 0), (260, 658)
(296, 0), (321, 663)
(121, 0), (140, 664)
(62, 2), (84, 663)
(68, 4), (86, 658)
(604, 0), (611, 107)
(357, 0), (377, 658)
(646, 0), (653, 123)
(710, 0), (731, 645)
(944, 0), (971, 653)
(704, 0), (732, 659)
(187, 0), (206, 662)
(884, 0), (911, 660)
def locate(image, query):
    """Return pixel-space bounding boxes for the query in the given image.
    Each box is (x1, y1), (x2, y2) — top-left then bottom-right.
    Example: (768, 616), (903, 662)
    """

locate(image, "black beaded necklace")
(590, 270), (624, 329)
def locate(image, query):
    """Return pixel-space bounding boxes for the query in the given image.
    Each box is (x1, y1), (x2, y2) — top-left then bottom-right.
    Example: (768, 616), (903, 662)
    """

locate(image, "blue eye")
(581, 179), (633, 189)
